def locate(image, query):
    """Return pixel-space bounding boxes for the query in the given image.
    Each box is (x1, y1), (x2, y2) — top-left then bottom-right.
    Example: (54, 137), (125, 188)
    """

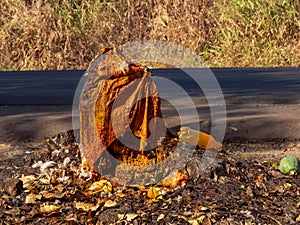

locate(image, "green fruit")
(279, 156), (299, 175)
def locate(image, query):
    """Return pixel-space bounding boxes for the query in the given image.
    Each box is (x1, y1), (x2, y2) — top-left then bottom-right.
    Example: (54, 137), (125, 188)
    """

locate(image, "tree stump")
(79, 48), (168, 176)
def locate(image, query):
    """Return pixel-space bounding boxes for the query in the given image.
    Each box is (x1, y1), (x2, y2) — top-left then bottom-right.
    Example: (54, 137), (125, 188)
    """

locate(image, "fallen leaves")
(38, 203), (61, 214)
(19, 175), (37, 189)
(118, 213), (139, 222)
(157, 213), (165, 221)
(147, 187), (161, 200)
(75, 201), (100, 212)
(246, 185), (254, 197)
(85, 180), (113, 195)
(161, 171), (188, 188)
(103, 199), (117, 208)
(25, 193), (42, 204)
(1, 130), (300, 224)
(4, 208), (21, 216)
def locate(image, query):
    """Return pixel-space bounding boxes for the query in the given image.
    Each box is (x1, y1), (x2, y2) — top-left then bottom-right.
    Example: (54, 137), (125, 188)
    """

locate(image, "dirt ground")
(0, 130), (299, 225)
(1, 133), (300, 168)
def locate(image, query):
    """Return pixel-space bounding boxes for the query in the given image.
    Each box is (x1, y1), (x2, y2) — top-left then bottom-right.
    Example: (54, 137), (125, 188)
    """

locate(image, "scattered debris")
(0, 130), (299, 224)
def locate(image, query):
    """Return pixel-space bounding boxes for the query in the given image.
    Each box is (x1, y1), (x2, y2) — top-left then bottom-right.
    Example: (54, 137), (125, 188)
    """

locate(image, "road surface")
(0, 67), (299, 156)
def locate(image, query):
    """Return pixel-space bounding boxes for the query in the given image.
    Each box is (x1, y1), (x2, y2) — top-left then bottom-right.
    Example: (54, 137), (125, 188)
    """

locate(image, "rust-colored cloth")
(79, 49), (167, 175)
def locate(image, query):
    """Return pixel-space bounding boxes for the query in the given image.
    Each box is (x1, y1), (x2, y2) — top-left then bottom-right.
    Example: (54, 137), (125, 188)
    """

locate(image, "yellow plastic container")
(178, 126), (222, 150)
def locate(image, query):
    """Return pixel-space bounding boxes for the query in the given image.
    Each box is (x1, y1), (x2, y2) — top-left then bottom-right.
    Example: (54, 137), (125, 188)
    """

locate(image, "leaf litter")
(0, 130), (299, 224)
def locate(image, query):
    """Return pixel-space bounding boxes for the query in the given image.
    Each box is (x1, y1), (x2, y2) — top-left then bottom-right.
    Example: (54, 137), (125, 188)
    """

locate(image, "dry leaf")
(188, 219), (199, 225)
(147, 187), (160, 199)
(86, 180), (113, 195)
(178, 126), (222, 150)
(125, 213), (138, 221)
(198, 215), (206, 223)
(147, 187), (161, 199)
(39, 203), (60, 214)
(255, 173), (267, 190)
(270, 170), (285, 179)
(118, 214), (125, 220)
(116, 192), (127, 197)
(178, 215), (188, 221)
(39, 178), (50, 185)
(195, 206), (208, 211)
(283, 183), (292, 189)
(25, 193), (42, 204)
(161, 171), (188, 187)
(246, 186), (254, 197)
(4, 208), (21, 216)
(117, 213), (139, 221)
(75, 202), (100, 211)
(103, 200), (117, 208)
(157, 214), (165, 221)
(65, 214), (78, 222)
(19, 175), (37, 189)
(40, 161), (56, 171)
(42, 191), (65, 199)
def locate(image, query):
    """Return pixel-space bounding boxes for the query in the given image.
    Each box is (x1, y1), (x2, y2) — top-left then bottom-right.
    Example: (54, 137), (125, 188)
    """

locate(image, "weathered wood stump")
(79, 48), (168, 177)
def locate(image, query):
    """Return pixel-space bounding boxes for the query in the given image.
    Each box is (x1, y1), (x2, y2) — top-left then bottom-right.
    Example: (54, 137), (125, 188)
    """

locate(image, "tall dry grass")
(0, 0), (299, 70)
(204, 0), (300, 67)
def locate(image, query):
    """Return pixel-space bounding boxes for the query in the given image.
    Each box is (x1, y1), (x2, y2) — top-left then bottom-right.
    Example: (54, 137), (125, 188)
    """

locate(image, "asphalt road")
(0, 67), (299, 153)
(1, 67), (300, 105)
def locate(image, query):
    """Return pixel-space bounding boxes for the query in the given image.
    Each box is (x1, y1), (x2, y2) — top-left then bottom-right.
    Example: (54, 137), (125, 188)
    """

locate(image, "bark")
(79, 48), (167, 175)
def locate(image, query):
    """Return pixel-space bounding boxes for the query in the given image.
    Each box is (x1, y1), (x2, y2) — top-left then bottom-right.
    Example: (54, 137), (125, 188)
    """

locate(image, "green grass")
(0, 0), (299, 70)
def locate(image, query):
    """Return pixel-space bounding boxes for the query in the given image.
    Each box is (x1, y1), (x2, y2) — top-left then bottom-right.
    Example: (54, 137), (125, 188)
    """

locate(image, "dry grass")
(0, 0), (299, 70)
(204, 0), (300, 67)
